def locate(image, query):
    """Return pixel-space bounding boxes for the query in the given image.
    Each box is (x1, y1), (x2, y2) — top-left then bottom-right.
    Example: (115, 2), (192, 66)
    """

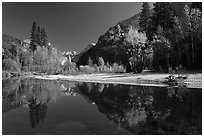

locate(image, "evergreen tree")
(183, 4), (202, 67)
(36, 26), (42, 47)
(139, 2), (151, 33)
(150, 2), (176, 36)
(30, 21), (38, 52)
(147, 3), (178, 71)
(41, 28), (48, 47)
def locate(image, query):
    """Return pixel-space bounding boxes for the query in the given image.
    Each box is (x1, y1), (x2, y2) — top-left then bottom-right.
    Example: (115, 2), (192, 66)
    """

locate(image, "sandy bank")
(29, 73), (202, 89)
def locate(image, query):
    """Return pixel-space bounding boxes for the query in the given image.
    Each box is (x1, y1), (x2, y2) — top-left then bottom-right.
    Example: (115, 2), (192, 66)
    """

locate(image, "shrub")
(79, 65), (96, 74)
(111, 63), (126, 73)
(87, 57), (93, 67)
(129, 56), (144, 73)
(2, 58), (20, 72)
(62, 61), (78, 75)
(21, 65), (29, 72)
(2, 71), (11, 78)
(77, 62), (126, 74)
(94, 65), (100, 73)
(98, 57), (105, 67)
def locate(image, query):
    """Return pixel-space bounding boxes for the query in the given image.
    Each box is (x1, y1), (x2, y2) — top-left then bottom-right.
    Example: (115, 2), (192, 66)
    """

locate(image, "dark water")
(2, 78), (202, 135)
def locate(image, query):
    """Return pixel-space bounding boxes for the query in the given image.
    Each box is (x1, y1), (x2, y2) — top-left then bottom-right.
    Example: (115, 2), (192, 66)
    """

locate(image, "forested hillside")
(77, 2), (202, 73)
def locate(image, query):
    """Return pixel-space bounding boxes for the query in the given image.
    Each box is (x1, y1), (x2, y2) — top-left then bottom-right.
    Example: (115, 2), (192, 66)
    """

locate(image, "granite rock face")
(76, 12), (143, 67)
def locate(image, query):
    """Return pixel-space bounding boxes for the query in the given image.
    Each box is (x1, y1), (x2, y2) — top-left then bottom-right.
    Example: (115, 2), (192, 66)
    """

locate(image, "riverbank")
(28, 72), (202, 89)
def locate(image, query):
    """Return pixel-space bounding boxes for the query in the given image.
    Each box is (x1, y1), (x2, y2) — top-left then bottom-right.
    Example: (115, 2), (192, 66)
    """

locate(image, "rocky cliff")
(76, 12), (142, 67)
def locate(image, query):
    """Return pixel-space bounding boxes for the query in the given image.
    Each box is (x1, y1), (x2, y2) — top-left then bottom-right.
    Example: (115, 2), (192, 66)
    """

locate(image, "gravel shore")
(29, 73), (202, 89)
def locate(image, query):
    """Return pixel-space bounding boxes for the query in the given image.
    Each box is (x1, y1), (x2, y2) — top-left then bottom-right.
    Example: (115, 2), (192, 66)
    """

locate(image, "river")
(2, 78), (202, 135)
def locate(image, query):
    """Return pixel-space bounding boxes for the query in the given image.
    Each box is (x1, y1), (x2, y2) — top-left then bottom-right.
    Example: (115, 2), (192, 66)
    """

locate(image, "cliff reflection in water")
(77, 82), (202, 135)
(2, 79), (202, 134)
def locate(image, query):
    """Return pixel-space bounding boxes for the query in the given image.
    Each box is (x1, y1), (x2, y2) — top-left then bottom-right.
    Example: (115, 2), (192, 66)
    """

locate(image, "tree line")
(77, 2), (201, 73)
(3, 22), (66, 75)
(138, 2), (202, 72)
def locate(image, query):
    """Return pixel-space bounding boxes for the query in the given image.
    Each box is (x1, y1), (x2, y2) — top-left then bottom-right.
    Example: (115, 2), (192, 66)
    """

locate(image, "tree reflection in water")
(28, 98), (47, 128)
(2, 78), (77, 128)
(2, 79), (201, 134)
(77, 82), (201, 135)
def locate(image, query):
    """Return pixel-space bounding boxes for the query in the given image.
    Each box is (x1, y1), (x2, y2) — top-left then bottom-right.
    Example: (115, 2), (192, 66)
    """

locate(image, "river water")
(2, 78), (202, 135)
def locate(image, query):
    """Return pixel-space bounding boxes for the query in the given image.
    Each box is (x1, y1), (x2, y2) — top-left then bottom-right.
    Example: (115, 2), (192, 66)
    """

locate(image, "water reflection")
(2, 78), (77, 128)
(2, 78), (202, 134)
(77, 82), (202, 135)
(28, 98), (47, 128)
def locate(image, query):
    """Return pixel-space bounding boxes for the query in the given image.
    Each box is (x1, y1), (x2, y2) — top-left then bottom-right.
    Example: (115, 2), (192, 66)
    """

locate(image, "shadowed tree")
(147, 2), (176, 41)
(151, 2), (176, 32)
(41, 28), (48, 47)
(28, 98), (48, 128)
(36, 26), (42, 47)
(139, 2), (151, 33)
(147, 2), (178, 71)
(183, 4), (202, 67)
(30, 21), (38, 52)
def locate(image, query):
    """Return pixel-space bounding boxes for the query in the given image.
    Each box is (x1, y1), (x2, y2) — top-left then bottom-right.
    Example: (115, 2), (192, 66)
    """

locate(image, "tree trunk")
(166, 53), (169, 73)
(191, 32), (194, 65)
(178, 23), (190, 66)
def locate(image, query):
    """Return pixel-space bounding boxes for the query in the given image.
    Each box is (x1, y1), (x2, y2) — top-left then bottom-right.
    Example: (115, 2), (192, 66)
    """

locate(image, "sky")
(3, 2), (150, 53)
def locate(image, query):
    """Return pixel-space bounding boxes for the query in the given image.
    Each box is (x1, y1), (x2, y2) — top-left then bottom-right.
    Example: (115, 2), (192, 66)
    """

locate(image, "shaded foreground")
(2, 78), (202, 135)
(30, 73), (202, 89)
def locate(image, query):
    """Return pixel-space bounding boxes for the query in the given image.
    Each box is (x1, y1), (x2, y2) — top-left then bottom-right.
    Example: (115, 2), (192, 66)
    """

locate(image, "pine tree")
(30, 21), (38, 52)
(36, 26), (42, 47)
(139, 2), (151, 33)
(41, 28), (48, 47)
(184, 4), (202, 66)
(148, 3), (177, 71)
(151, 2), (176, 33)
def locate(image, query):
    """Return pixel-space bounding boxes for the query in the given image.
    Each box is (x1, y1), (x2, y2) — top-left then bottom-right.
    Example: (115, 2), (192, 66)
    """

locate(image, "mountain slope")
(73, 43), (96, 63)
(119, 12), (141, 30)
(76, 11), (142, 67)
